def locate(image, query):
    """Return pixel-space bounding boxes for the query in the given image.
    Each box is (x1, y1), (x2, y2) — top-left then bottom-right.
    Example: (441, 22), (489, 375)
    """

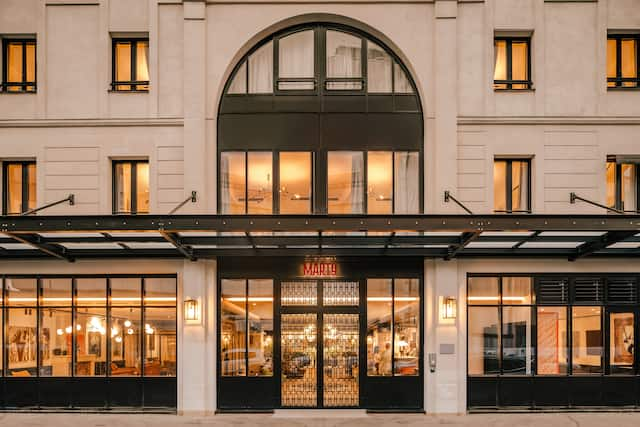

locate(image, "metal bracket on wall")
(570, 192), (624, 215)
(444, 191), (473, 215)
(21, 194), (75, 216)
(169, 191), (197, 215)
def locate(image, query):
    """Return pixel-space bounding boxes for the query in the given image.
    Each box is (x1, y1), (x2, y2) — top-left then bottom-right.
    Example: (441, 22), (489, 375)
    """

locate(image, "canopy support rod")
(6, 233), (74, 262)
(21, 194), (74, 216)
(168, 191), (197, 215)
(570, 192), (624, 215)
(569, 230), (637, 261)
(159, 230), (196, 261)
(444, 191), (473, 215)
(445, 231), (480, 260)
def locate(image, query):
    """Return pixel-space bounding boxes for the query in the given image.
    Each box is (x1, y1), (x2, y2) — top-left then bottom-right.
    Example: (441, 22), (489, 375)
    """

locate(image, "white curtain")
(393, 62), (413, 93)
(227, 62), (246, 94)
(326, 31), (361, 78)
(367, 42), (392, 93)
(279, 30), (314, 78)
(249, 42), (273, 93)
(350, 153), (364, 214)
(394, 152), (419, 214)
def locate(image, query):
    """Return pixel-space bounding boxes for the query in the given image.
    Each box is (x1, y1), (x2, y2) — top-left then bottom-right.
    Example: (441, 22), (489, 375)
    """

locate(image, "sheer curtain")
(249, 42), (273, 93)
(350, 153), (364, 214)
(394, 152), (419, 214)
(511, 161), (529, 212)
(367, 42), (392, 93)
(228, 62), (246, 94)
(326, 31), (361, 78)
(493, 40), (507, 89)
(279, 30), (314, 89)
(393, 63), (413, 93)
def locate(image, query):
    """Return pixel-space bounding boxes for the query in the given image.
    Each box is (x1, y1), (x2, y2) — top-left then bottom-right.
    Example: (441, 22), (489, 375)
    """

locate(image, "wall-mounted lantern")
(184, 297), (200, 322)
(442, 296), (457, 320)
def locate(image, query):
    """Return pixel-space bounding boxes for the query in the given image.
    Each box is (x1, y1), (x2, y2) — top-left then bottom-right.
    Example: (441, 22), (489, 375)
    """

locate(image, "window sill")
(108, 90), (149, 94)
(607, 87), (640, 92)
(493, 88), (535, 93)
(0, 90), (37, 95)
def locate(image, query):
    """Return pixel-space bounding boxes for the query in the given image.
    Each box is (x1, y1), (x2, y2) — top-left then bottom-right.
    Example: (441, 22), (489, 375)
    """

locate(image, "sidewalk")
(1, 412), (640, 427)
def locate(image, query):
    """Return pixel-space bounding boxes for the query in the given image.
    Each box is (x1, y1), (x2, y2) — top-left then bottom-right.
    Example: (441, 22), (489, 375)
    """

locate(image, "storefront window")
(279, 152), (312, 214)
(110, 307), (141, 376)
(221, 279), (246, 376)
(145, 277), (177, 306)
(537, 307), (568, 375)
(367, 279), (392, 376)
(502, 277), (532, 305)
(6, 308), (37, 376)
(110, 278), (141, 306)
(144, 307), (177, 376)
(572, 306), (602, 374)
(39, 278), (72, 377)
(609, 312), (634, 375)
(367, 152), (392, 214)
(328, 151), (364, 214)
(468, 307), (500, 375)
(248, 152), (273, 214)
(394, 279), (419, 376)
(75, 308), (107, 376)
(220, 152), (247, 214)
(502, 306), (533, 375)
(394, 151), (419, 214)
(248, 280), (273, 376)
(76, 278), (107, 306)
(468, 277), (500, 305)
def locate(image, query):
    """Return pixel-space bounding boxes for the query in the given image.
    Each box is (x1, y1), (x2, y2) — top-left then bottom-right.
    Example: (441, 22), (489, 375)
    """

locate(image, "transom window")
(3, 161), (36, 215)
(226, 26), (415, 95)
(493, 37), (532, 90)
(111, 38), (149, 91)
(1, 38), (36, 92)
(607, 34), (639, 89)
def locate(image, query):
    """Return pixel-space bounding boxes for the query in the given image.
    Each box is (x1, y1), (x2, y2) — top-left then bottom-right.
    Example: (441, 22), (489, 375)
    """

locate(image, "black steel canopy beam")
(569, 231), (638, 261)
(6, 233), (74, 262)
(158, 230), (196, 261)
(445, 231), (481, 260)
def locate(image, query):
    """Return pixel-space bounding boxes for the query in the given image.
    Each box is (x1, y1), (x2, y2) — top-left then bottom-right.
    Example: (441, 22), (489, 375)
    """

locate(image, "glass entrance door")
(607, 309), (636, 375)
(280, 280), (360, 408)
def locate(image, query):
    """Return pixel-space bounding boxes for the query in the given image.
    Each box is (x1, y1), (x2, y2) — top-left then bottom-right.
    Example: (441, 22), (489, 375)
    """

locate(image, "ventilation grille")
(536, 278), (568, 304)
(573, 278), (604, 303)
(607, 278), (637, 304)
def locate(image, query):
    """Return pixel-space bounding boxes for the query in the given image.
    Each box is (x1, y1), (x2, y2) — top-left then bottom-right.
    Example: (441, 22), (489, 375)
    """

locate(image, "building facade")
(0, 0), (640, 414)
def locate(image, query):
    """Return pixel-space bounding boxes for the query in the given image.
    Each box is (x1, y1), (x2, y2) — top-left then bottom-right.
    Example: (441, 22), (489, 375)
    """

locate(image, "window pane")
(502, 277), (532, 305)
(393, 62), (413, 93)
(220, 152), (246, 214)
(110, 307), (141, 376)
(572, 306), (602, 374)
(493, 39), (507, 89)
(228, 61), (247, 94)
(367, 41), (392, 93)
(326, 30), (361, 89)
(249, 41), (273, 93)
(7, 42), (23, 84)
(7, 308), (37, 376)
(511, 41), (528, 83)
(247, 152), (272, 214)
(115, 41), (132, 89)
(144, 277), (176, 306)
(76, 278), (107, 306)
(394, 151), (419, 214)
(468, 307), (500, 375)
(6, 163), (23, 214)
(279, 152), (311, 214)
(6, 278), (37, 306)
(248, 279), (273, 376)
(468, 277), (500, 305)
(607, 39), (617, 87)
(115, 163), (132, 214)
(279, 30), (314, 87)
(136, 40), (149, 88)
(606, 162), (616, 208)
(26, 42), (36, 88)
(502, 306), (533, 375)
(609, 312), (634, 375)
(367, 279), (392, 376)
(328, 151), (364, 214)
(621, 39), (638, 87)
(394, 279), (419, 376)
(367, 152), (392, 214)
(40, 308), (72, 376)
(511, 161), (529, 212)
(537, 307), (568, 375)
(144, 307), (176, 376)
(621, 164), (636, 211)
(27, 163), (36, 211)
(75, 308), (107, 376)
(41, 278), (72, 306)
(110, 278), (141, 306)
(493, 161), (507, 212)
(136, 162), (150, 213)
(221, 279), (246, 376)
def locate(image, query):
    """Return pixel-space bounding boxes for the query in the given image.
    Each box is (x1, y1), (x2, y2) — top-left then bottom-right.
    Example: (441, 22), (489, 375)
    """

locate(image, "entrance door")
(606, 308), (637, 375)
(280, 280), (361, 408)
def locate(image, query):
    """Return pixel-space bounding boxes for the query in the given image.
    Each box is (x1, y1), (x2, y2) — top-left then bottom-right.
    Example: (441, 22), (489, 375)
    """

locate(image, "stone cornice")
(458, 116), (640, 126)
(0, 118), (184, 128)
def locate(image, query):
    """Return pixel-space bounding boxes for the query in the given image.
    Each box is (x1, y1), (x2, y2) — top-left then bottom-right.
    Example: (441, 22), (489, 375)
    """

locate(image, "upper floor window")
(113, 160), (149, 214)
(3, 161), (36, 215)
(493, 37), (532, 90)
(494, 159), (531, 213)
(607, 34), (639, 89)
(1, 38), (36, 92)
(606, 157), (639, 212)
(111, 38), (149, 91)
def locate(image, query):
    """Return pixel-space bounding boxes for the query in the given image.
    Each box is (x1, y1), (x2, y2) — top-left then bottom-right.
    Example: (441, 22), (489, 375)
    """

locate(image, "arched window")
(219, 24), (423, 215)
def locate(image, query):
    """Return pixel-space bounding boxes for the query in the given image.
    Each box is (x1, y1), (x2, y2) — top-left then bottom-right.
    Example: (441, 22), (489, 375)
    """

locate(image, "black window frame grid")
(1, 38), (37, 93)
(2, 160), (36, 216)
(467, 273), (640, 378)
(607, 34), (640, 89)
(493, 36), (533, 91)
(110, 37), (150, 92)
(493, 158), (532, 214)
(606, 160), (640, 213)
(0, 274), (177, 379)
(112, 160), (149, 215)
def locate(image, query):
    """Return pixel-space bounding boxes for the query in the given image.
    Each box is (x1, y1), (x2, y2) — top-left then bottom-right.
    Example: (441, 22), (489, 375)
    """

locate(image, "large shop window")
(493, 37), (532, 90)
(494, 159), (531, 213)
(1, 276), (176, 379)
(111, 38), (150, 91)
(3, 161), (36, 215)
(1, 38), (36, 92)
(606, 158), (639, 212)
(366, 278), (420, 377)
(220, 279), (274, 377)
(113, 160), (150, 214)
(607, 34), (639, 89)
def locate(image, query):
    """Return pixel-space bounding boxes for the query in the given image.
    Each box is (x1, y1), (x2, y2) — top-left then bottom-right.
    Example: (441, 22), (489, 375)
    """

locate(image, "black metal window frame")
(112, 160), (149, 215)
(607, 34), (640, 89)
(466, 273), (640, 379)
(2, 160), (36, 215)
(219, 149), (421, 215)
(607, 160), (640, 213)
(224, 23), (418, 97)
(493, 158), (532, 214)
(1, 38), (37, 93)
(110, 37), (150, 92)
(493, 36), (533, 90)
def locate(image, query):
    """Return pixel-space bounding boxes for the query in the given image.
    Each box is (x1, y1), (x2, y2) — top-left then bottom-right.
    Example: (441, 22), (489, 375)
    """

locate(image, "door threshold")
(273, 409), (367, 418)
